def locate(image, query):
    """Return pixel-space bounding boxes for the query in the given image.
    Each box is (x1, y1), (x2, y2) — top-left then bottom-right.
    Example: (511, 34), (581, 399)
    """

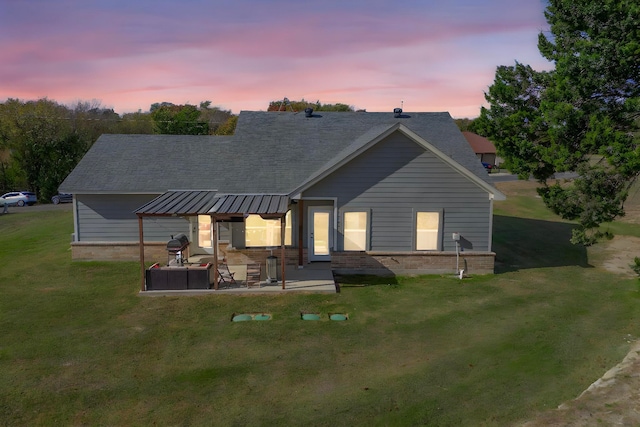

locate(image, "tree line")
(0, 99), (239, 201)
(0, 98), (357, 202)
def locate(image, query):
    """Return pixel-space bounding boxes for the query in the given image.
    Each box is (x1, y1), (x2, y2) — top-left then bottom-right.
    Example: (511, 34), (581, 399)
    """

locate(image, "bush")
(631, 256), (640, 277)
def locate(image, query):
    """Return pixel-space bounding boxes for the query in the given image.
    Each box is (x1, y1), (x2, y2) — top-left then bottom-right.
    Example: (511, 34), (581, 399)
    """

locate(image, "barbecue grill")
(167, 234), (189, 265)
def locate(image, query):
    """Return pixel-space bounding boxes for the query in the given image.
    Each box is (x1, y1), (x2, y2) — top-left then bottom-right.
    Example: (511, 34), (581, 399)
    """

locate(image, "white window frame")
(342, 210), (370, 251)
(415, 210), (442, 251)
(197, 215), (213, 249)
(245, 211), (292, 247)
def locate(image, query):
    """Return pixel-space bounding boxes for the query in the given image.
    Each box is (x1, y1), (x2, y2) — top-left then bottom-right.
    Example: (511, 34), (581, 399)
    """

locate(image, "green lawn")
(1, 199), (640, 426)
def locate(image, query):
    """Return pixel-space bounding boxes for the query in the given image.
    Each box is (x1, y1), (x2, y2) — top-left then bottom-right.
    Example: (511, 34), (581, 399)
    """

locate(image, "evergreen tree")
(476, 0), (640, 245)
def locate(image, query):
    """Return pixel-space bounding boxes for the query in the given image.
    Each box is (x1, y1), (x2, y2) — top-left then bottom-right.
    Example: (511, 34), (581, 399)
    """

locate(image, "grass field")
(1, 184), (640, 426)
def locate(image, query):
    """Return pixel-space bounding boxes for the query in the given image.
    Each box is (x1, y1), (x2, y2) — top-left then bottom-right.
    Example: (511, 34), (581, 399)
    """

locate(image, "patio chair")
(217, 264), (237, 287)
(246, 263), (262, 288)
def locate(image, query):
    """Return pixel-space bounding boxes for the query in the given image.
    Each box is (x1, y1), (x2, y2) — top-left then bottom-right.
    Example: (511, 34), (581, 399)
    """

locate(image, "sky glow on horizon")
(1, 0), (553, 118)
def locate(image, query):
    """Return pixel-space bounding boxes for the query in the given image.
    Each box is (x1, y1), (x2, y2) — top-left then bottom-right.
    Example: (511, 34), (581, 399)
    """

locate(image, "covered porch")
(135, 190), (330, 293)
(140, 262), (336, 295)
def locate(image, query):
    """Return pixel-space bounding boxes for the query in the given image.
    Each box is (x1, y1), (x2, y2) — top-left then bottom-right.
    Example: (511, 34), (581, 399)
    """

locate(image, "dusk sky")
(1, 0), (553, 118)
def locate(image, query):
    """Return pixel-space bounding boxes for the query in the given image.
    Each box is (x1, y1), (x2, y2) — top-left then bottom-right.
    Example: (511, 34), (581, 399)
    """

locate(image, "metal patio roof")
(135, 191), (290, 217)
(209, 194), (290, 217)
(134, 190), (219, 216)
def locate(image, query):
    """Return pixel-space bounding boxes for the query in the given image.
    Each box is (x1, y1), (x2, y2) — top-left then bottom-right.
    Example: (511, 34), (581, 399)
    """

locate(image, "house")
(462, 131), (499, 166)
(60, 109), (505, 281)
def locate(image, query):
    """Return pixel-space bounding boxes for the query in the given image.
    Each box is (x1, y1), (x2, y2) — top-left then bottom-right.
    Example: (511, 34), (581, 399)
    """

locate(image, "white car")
(0, 191), (38, 207)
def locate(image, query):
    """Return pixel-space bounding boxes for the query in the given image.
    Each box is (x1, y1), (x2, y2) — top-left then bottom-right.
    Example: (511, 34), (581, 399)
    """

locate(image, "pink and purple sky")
(1, 0), (552, 118)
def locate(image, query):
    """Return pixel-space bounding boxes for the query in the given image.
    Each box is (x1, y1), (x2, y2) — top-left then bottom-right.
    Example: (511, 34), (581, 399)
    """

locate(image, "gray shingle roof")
(60, 134), (233, 193)
(60, 111), (499, 196)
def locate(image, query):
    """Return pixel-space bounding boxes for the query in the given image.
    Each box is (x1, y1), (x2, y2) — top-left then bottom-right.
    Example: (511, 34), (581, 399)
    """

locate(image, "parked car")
(482, 162), (499, 173)
(51, 193), (73, 204)
(0, 191), (38, 206)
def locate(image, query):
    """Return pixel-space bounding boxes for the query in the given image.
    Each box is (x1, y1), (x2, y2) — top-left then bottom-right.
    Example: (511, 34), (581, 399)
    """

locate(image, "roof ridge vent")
(304, 107), (314, 118)
(393, 107), (403, 118)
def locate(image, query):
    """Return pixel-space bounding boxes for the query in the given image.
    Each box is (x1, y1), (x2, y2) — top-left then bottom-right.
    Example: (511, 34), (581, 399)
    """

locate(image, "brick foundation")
(71, 242), (495, 275)
(330, 251), (495, 275)
(71, 242), (166, 261)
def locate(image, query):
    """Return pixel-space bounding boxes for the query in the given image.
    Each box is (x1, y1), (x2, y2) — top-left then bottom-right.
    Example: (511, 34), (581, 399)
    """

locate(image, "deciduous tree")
(198, 101), (235, 135)
(150, 101), (235, 135)
(0, 98), (87, 199)
(150, 103), (209, 135)
(267, 98), (354, 112)
(118, 111), (154, 134)
(215, 115), (238, 136)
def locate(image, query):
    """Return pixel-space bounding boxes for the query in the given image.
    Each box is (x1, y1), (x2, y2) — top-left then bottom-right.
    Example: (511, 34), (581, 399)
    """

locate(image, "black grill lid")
(167, 234), (189, 252)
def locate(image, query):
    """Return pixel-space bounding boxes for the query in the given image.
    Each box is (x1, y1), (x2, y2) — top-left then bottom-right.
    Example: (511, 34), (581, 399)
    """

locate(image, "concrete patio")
(140, 262), (337, 296)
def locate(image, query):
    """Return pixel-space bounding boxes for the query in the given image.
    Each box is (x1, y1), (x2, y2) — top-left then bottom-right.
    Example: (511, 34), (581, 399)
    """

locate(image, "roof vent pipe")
(304, 108), (313, 117)
(393, 108), (402, 118)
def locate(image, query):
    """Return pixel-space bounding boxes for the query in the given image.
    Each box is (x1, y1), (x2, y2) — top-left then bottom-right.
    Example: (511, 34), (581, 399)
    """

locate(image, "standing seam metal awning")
(135, 191), (290, 291)
(135, 192), (291, 292)
(134, 191), (290, 217)
(209, 194), (290, 217)
(134, 190), (219, 216)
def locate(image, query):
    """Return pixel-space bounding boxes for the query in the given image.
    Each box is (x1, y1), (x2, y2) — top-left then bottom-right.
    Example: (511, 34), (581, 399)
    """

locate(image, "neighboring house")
(462, 131), (499, 166)
(60, 110), (505, 276)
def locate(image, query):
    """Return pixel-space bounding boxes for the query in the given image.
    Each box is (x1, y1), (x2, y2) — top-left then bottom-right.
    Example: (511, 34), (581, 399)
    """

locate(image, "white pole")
(456, 240), (460, 276)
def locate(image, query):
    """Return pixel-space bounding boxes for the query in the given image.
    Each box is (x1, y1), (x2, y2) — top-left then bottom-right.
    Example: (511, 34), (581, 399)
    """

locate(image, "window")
(416, 212), (440, 250)
(197, 215), (212, 248)
(245, 211), (292, 247)
(344, 211), (368, 251)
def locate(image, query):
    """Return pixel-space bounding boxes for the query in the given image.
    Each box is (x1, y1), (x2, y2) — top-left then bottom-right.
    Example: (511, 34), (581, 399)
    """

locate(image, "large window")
(245, 211), (292, 247)
(344, 211), (368, 251)
(197, 215), (212, 248)
(416, 212), (440, 250)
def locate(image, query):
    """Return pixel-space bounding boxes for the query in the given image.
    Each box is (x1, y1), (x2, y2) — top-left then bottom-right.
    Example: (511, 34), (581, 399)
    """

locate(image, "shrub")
(631, 256), (640, 278)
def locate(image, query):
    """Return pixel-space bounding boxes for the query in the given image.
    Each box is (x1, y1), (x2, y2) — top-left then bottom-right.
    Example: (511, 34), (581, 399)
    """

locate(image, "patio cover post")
(281, 214), (286, 289)
(138, 215), (145, 292)
(212, 214), (219, 290)
(297, 200), (304, 267)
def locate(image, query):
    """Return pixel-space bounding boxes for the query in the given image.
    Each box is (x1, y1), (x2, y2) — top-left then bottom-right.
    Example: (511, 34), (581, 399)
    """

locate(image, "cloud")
(0, 0), (550, 117)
